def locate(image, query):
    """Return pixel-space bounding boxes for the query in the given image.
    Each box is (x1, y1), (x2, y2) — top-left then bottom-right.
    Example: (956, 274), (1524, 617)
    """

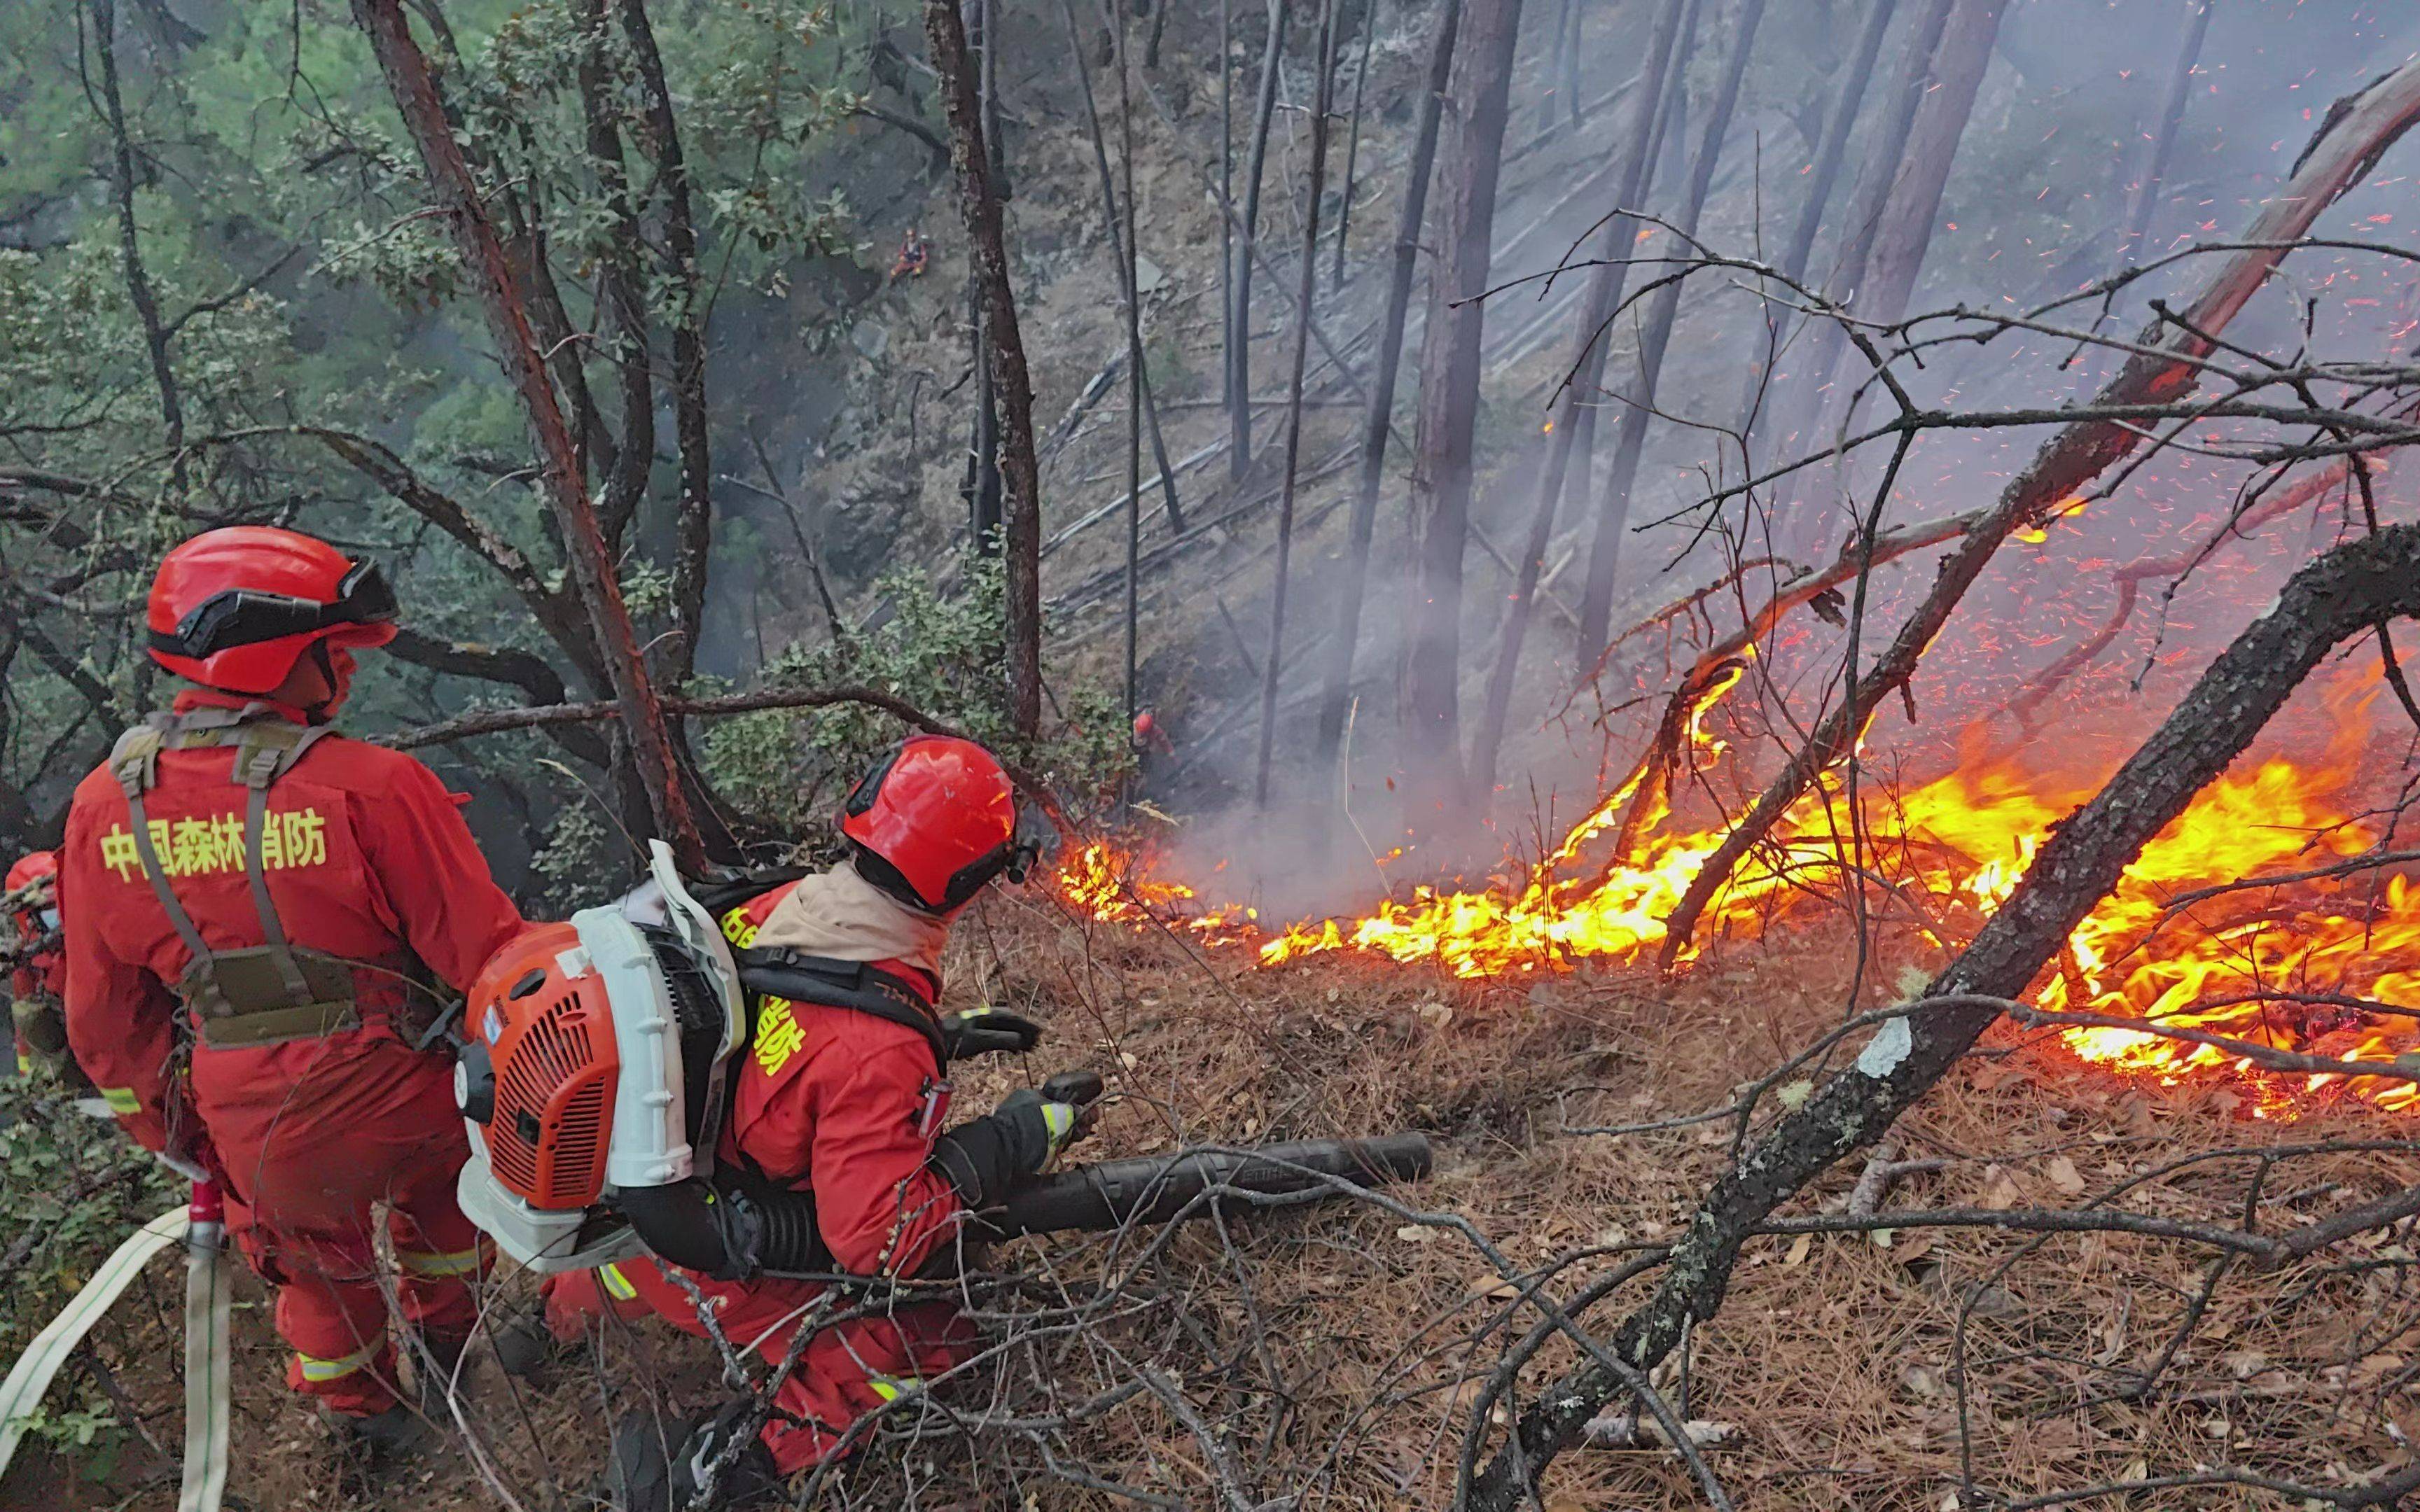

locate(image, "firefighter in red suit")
(6, 849), (87, 1086)
(60, 526), (525, 1457)
(517, 735), (1078, 1510)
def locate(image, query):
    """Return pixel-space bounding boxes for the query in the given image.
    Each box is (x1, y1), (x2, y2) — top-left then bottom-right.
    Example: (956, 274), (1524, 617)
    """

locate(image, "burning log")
(1466, 516), (2420, 1508)
(1653, 55), (2420, 969)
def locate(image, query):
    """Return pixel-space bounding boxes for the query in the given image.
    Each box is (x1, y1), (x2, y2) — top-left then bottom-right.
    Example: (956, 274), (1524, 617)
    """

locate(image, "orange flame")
(1057, 689), (2420, 1117)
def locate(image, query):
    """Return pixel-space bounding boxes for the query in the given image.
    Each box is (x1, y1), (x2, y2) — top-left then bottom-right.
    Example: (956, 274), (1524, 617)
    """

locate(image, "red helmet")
(6, 850), (56, 895)
(840, 735), (1027, 914)
(146, 526), (398, 694)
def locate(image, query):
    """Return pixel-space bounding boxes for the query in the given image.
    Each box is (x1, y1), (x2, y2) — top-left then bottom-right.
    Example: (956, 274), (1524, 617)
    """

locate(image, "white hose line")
(0, 1205), (187, 1478)
(176, 1222), (231, 1512)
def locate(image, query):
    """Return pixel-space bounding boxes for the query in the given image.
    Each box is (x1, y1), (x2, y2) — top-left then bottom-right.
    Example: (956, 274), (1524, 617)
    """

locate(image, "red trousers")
(221, 1058), (488, 1417)
(545, 1261), (973, 1473)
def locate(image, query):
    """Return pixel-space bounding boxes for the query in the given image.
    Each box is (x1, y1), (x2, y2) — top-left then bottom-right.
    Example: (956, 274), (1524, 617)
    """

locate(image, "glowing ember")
(1055, 694), (2420, 1119)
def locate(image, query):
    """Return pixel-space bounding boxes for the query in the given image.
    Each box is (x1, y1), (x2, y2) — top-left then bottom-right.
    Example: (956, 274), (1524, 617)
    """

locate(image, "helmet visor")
(150, 558), (398, 661)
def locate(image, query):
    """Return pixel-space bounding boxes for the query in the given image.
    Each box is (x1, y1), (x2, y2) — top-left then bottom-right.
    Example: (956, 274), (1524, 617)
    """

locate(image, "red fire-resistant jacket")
(716, 883), (966, 1276)
(60, 690), (524, 1156)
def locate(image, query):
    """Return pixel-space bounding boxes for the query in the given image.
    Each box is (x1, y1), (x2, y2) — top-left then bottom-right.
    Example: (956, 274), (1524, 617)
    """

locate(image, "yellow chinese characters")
(752, 997), (806, 1074)
(99, 808), (329, 882)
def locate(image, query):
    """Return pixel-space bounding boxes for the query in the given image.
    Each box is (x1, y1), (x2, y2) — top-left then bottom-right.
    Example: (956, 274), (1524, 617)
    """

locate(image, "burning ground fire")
(1056, 690), (2420, 1119)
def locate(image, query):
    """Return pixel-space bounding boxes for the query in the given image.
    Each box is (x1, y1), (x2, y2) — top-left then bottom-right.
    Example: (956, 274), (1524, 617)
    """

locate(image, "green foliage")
(0, 1070), (179, 1468)
(704, 555), (1134, 848)
(531, 804), (618, 915)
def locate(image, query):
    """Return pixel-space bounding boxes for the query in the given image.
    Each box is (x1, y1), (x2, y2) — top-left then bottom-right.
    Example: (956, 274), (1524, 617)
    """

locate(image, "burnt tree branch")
(1468, 517), (2420, 1506)
(1655, 56), (2420, 965)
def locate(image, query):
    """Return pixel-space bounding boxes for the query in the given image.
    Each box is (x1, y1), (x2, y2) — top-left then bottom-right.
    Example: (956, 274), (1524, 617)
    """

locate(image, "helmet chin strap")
(300, 640), (339, 727)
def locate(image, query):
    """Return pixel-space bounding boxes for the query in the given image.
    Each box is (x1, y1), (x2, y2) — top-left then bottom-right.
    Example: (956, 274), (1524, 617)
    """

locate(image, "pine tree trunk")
(2117, 0), (2215, 269)
(1731, 0), (1897, 438)
(1330, 0), (1378, 293)
(352, 0), (705, 868)
(1784, 0), (2003, 557)
(1400, 0), (1524, 815)
(1851, 0), (2008, 337)
(1469, 0), (1690, 799)
(1574, 0), (1769, 663)
(1309, 0), (1462, 771)
(1253, 0), (1341, 806)
(1771, 0), (1954, 452)
(618, 0), (714, 688)
(926, 0), (1045, 737)
(1220, 0), (1235, 406)
(1557, 0), (1701, 542)
(1230, 0), (1292, 482)
(90, 0), (186, 492)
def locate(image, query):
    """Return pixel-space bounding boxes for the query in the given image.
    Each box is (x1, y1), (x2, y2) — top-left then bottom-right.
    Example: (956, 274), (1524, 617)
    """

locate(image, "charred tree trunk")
(2118, 0), (2215, 270)
(1469, 0), (1690, 797)
(1844, 0), (2006, 346)
(1772, 0), (1954, 461)
(1330, 0), (1377, 293)
(351, 0), (706, 868)
(1253, 0), (1341, 806)
(89, 0), (185, 492)
(968, 316), (1003, 549)
(1655, 56), (2420, 964)
(571, 0), (655, 560)
(618, 0), (714, 688)
(927, 0), (1045, 738)
(1220, 0), (1236, 407)
(1574, 0), (1768, 663)
(1470, 516), (2420, 1506)
(1230, 0), (1292, 483)
(1556, 0), (1701, 550)
(1732, 0), (1897, 438)
(1077, 0), (1185, 533)
(1309, 0), (1461, 771)
(1401, 0), (1524, 815)
(1060, 0), (1150, 724)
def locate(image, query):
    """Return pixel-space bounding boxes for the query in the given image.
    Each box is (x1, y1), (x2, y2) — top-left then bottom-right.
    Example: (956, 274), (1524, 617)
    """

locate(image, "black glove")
(931, 1083), (1091, 1210)
(608, 1401), (783, 1512)
(938, 1005), (1043, 1060)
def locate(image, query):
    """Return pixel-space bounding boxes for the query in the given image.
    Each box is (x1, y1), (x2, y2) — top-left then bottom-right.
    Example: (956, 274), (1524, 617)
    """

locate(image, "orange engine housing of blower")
(466, 923), (621, 1211)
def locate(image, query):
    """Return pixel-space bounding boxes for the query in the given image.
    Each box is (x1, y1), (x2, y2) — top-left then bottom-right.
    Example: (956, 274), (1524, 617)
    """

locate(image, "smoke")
(1151, 0), (2420, 922)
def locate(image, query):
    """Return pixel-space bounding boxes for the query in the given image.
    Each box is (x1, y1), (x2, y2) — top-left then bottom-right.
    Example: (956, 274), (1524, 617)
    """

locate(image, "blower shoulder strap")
(735, 948), (947, 1072)
(688, 866), (814, 923)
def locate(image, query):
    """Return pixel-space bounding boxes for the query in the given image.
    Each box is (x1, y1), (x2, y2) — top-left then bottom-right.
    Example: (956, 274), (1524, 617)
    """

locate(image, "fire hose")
(982, 1133), (1434, 1238)
(0, 1180), (232, 1512)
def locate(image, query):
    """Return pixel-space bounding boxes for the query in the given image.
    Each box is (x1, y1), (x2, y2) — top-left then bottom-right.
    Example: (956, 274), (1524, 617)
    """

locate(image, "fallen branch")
(1653, 57), (2420, 967)
(1844, 1138), (1946, 1219)
(1467, 516), (2420, 1508)
(2005, 454), (2377, 727)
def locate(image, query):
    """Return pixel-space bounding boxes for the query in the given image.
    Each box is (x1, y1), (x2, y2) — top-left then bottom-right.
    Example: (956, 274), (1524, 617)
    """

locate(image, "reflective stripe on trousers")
(294, 1340), (380, 1383)
(598, 1263), (640, 1301)
(396, 1244), (487, 1278)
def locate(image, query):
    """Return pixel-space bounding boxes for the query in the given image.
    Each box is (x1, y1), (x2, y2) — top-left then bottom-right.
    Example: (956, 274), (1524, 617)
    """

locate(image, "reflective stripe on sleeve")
(866, 1375), (924, 1404)
(396, 1245), (487, 1278)
(99, 1086), (142, 1115)
(295, 1342), (381, 1382)
(599, 1263), (638, 1302)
